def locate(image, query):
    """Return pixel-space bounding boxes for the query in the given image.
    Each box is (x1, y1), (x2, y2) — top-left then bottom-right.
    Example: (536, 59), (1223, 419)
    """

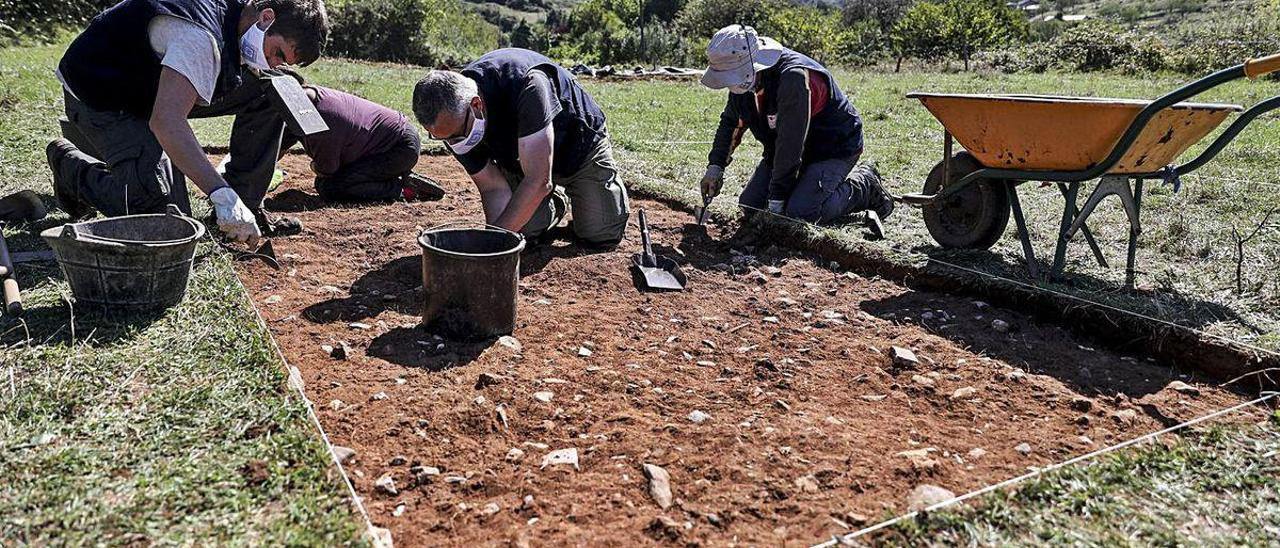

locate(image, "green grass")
(0, 43), (360, 544)
(872, 420), (1280, 545)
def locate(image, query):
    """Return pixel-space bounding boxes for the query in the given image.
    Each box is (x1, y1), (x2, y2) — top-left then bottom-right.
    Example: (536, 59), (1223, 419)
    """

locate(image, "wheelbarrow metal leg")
(1051, 182), (1079, 279)
(942, 131), (952, 185)
(1125, 179), (1145, 288)
(1007, 184), (1040, 279)
(1067, 176), (1142, 240)
(1055, 182), (1108, 269)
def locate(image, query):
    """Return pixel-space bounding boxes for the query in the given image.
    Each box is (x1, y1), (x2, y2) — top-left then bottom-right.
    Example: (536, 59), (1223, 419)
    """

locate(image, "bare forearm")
(494, 175), (551, 232)
(150, 117), (226, 196)
(479, 187), (512, 223)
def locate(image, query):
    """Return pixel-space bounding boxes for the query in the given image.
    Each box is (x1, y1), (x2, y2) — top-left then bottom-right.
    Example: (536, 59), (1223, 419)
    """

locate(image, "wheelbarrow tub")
(907, 93), (1243, 174)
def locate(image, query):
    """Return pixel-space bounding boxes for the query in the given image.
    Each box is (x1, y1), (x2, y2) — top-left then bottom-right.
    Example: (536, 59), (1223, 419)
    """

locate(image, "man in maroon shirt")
(279, 83), (444, 202)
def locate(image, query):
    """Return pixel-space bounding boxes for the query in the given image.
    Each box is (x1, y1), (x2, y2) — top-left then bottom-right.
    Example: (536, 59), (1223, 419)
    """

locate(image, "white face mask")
(446, 108), (486, 155)
(240, 20), (273, 71)
(729, 70), (756, 95)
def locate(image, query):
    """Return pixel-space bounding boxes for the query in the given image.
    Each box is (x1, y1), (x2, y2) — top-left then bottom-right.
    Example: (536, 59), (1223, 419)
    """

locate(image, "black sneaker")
(46, 139), (95, 220)
(401, 172), (446, 201)
(860, 162), (894, 220)
(252, 208), (303, 236)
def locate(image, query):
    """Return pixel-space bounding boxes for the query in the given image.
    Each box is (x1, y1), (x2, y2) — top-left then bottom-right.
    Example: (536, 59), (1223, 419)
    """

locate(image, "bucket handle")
(420, 220), (525, 242)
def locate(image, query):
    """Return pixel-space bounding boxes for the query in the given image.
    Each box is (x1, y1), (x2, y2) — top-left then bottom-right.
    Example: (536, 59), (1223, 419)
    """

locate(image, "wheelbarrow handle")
(1245, 53), (1280, 79)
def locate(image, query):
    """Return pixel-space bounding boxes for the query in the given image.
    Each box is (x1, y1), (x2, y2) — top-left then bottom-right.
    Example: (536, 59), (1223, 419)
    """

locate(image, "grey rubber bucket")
(42, 205), (206, 314)
(418, 223), (525, 341)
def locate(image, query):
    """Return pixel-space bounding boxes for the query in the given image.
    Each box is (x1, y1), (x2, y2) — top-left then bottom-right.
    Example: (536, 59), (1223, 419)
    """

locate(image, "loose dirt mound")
(235, 153), (1251, 546)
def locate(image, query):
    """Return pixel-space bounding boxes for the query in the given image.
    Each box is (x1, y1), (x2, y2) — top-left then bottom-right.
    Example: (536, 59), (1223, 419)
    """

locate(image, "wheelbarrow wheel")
(922, 151), (1011, 250)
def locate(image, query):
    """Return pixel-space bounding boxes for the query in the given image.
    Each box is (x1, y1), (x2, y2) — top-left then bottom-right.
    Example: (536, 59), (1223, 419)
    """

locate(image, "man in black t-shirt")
(412, 48), (629, 247)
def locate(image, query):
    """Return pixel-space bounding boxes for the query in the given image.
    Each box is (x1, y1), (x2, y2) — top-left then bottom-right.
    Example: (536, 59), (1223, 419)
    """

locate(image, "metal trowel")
(631, 209), (686, 291)
(693, 195), (712, 225)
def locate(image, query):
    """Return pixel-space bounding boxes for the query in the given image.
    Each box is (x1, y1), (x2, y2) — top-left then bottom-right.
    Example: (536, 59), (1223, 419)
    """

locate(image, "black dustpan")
(631, 209), (686, 291)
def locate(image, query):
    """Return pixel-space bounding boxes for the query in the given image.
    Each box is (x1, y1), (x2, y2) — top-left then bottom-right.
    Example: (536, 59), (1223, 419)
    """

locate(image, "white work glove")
(700, 165), (724, 201)
(767, 199), (785, 214)
(209, 186), (262, 247)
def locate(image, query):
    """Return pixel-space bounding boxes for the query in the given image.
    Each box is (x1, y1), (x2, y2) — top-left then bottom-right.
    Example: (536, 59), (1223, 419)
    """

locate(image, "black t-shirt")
(456, 70), (561, 175)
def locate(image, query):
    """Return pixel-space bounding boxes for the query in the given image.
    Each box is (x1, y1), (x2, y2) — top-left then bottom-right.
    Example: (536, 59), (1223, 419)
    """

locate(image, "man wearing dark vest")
(46, 0), (329, 246)
(698, 25), (894, 236)
(412, 48), (630, 247)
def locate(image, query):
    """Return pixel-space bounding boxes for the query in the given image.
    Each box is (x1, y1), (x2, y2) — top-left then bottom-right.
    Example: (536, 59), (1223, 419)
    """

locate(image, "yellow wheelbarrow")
(900, 54), (1280, 286)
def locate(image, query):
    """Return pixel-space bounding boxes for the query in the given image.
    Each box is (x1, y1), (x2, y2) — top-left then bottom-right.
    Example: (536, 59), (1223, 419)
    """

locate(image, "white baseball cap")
(700, 25), (784, 90)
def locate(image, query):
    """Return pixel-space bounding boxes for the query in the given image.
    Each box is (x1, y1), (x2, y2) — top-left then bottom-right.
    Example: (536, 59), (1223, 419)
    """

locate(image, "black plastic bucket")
(418, 224), (526, 341)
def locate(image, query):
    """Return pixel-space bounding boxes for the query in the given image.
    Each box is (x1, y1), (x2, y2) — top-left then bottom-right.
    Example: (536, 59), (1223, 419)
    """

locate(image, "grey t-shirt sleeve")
(516, 71), (561, 138)
(148, 15), (221, 105)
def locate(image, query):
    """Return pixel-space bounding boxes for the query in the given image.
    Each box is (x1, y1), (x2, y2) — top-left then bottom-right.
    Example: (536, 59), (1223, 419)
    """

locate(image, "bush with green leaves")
(326, 0), (499, 66)
(990, 21), (1168, 73)
(892, 0), (1027, 70)
(0, 0), (116, 45)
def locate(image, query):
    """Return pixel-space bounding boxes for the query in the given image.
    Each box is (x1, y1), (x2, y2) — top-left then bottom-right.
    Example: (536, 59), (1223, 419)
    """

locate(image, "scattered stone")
(506, 448), (526, 462)
(333, 445), (356, 464)
(1070, 397), (1093, 412)
(861, 394), (887, 402)
(973, 301), (990, 311)
(319, 285), (341, 294)
(1167, 381), (1200, 396)
(763, 316), (780, 324)
(763, 266), (783, 277)
(392, 503), (406, 517)
(365, 525), (394, 548)
(350, 322), (373, 330)
(911, 375), (935, 389)
(1112, 408), (1138, 425)
(950, 386), (977, 400)
(967, 447), (987, 460)
(794, 475), (820, 493)
(374, 475), (398, 496)
(540, 448), (579, 470)
(1075, 415), (1091, 426)
(329, 399), (344, 411)
(410, 465), (440, 482)
(688, 410), (711, 424)
(907, 484), (956, 512)
(695, 360), (716, 367)
(896, 448), (939, 470)
(578, 346), (593, 357)
(388, 455), (407, 466)
(475, 372), (503, 389)
(642, 463), (673, 509)
(497, 336), (523, 353)
(991, 319), (1010, 333)
(1015, 443), (1032, 455)
(371, 391), (388, 401)
(775, 297), (798, 307)
(264, 295), (282, 304)
(890, 346), (919, 368)
(534, 391), (554, 403)
(482, 502), (501, 516)
(774, 399), (791, 412)
(496, 405), (510, 429)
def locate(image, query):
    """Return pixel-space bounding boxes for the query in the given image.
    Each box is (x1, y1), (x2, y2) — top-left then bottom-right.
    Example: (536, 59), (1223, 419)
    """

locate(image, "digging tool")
(0, 190), (48, 223)
(265, 73), (329, 137)
(631, 209), (687, 291)
(693, 195), (712, 225)
(0, 227), (22, 316)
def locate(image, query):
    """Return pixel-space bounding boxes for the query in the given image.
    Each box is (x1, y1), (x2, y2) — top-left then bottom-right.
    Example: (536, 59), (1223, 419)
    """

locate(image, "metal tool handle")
(638, 209), (656, 267)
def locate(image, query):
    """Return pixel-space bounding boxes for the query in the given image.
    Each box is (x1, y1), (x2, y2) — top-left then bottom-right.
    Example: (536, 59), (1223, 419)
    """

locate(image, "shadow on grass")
(909, 243), (1259, 332)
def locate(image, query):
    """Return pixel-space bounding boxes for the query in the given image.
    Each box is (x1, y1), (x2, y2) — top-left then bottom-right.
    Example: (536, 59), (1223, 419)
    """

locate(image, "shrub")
(327, 0), (498, 66)
(892, 0), (1026, 70)
(989, 21), (1168, 73)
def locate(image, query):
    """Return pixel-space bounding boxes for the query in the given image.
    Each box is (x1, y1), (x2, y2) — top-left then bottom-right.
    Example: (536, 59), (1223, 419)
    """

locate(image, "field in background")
(0, 44), (359, 544)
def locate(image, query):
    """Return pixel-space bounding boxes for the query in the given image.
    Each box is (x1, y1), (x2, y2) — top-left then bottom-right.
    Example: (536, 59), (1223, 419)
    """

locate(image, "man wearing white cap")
(698, 25), (893, 235)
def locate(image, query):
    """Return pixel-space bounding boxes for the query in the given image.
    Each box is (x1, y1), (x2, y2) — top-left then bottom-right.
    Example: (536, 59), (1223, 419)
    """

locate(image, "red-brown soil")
(235, 153), (1254, 547)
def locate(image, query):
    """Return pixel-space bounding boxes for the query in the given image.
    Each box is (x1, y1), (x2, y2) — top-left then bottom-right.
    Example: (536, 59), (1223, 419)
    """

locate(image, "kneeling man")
(698, 25), (893, 234)
(413, 48), (630, 246)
